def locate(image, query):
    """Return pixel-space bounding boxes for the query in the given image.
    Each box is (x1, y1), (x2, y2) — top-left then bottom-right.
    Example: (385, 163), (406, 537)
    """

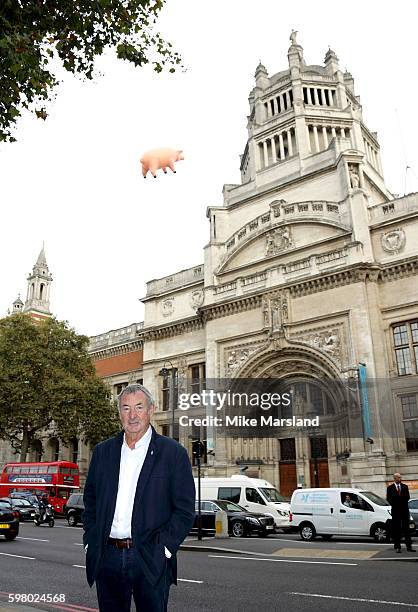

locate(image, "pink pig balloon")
(140, 148), (184, 178)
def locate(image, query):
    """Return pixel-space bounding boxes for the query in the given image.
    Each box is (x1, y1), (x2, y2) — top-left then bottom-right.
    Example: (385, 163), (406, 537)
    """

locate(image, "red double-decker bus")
(0, 461), (80, 514)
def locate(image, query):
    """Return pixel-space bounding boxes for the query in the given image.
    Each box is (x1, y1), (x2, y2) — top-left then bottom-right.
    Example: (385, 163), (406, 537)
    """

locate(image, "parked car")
(192, 499), (275, 537)
(0, 498), (19, 541)
(194, 475), (290, 532)
(65, 493), (84, 527)
(408, 498), (418, 524)
(0, 497), (37, 522)
(291, 487), (416, 542)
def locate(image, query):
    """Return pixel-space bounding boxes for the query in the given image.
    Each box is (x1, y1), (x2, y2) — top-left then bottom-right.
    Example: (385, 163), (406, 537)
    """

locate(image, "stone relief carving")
(190, 289), (204, 308)
(265, 226), (293, 256)
(289, 326), (344, 368)
(161, 298), (174, 317)
(381, 228), (406, 254)
(225, 346), (259, 376)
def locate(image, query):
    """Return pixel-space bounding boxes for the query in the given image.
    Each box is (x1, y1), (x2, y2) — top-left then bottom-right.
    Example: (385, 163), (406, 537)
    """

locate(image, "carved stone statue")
(349, 166), (360, 189)
(290, 30), (298, 45)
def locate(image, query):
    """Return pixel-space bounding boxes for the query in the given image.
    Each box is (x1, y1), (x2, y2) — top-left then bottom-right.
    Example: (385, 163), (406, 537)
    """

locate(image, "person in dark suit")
(386, 473), (415, 553)
(82, 383), (195, 611)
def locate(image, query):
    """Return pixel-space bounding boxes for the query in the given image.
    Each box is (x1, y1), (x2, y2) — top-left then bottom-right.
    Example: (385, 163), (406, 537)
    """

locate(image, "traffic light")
(192, 439), (207, 464)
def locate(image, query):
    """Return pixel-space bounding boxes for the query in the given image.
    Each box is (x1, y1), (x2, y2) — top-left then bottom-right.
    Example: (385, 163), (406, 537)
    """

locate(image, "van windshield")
(260, 488), (286, 503)
(362, 491), (390, 506)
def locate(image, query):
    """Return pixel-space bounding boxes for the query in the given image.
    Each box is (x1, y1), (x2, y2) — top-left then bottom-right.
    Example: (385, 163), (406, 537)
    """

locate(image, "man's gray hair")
(117, 383), (155, 411)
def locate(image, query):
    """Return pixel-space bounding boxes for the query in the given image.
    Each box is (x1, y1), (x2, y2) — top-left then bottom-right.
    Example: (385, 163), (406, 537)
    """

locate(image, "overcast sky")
(1, 0), (417, 337)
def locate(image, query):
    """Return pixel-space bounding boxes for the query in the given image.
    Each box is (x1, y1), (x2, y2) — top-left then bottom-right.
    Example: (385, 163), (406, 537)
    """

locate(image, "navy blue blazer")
(82, 427), (195, 587)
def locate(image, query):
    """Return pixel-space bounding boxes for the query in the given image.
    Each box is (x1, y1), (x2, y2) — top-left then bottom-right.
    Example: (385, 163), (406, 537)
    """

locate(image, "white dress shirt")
(107, 426), (171, 558)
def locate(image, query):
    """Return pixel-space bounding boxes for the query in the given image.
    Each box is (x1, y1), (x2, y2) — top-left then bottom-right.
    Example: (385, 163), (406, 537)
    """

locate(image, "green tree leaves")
(0, 0), (183, 141)
(0, 314), (120, 460)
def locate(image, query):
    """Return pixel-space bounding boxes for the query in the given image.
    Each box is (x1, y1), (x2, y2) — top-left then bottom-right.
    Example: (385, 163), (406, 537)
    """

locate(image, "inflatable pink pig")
(140, 148), (184, 178)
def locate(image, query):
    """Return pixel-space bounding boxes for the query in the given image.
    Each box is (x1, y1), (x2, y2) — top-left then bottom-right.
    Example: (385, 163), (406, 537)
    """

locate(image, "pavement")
(181, 533), (418, 562)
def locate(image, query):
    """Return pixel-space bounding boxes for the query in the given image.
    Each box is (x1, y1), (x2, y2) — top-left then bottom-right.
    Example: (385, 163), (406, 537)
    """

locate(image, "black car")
(10, 491), (40, 506)
(193, 499), (275, 537)
(0, 499), (19, 541)
(7, 498), (37, 522)
(65, 493), (84, 527)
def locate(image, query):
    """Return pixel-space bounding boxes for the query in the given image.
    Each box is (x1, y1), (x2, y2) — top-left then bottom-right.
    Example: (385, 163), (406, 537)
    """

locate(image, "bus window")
(47, 466), (58, 474)
(60, 468), (69, 475)
(70, 469), (79, 475)
(5, 466), (12, 474)
(57, 489), (69, 499)
(13, 466), (21, 474)
(29, 466), (38, 474)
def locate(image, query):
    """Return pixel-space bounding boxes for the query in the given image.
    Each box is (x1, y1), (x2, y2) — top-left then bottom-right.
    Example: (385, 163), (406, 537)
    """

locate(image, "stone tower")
(22, 245), (53, 319)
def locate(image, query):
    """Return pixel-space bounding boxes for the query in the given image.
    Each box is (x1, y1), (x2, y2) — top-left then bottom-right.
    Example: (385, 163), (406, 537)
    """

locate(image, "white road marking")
(73, 564), (86, 568)
(17, 536), (49, 542)
(74, 543), (83, 546)
(288, 593), (418, 607)
(54, 524), (83, 530)
(208, 554), (357, 566)
(0, 552), (35, 560)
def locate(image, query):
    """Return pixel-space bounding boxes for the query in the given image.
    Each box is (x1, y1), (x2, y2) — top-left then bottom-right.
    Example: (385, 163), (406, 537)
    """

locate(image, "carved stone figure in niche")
(262, 291), (290, 333)
(381, 228), (406, 254)
(349, 165), (360, 189)
(291, 328), (343, 367)
(262, 298), (270, 327)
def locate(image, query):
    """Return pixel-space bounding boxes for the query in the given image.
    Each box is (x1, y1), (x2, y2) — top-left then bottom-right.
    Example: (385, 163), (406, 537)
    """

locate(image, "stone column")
(287, 130), (293, 156)
(271, 137), (277, 163)
(340, 127), (346, 138)
(313, 125), (320, 152)
(273, 97), (278, 116)
(306, 87), (312, 105)
(286, 90), (291, 109)
(322, 126), (329, 148)
(263, 140), (269, 167)
(279, 133), (285, 159)
(331, 126), (337, 139)
(313, 88), (319, 105)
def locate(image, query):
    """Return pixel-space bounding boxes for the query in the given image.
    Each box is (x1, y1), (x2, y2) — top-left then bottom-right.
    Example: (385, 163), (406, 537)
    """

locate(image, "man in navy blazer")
(82, 383), (195, 611)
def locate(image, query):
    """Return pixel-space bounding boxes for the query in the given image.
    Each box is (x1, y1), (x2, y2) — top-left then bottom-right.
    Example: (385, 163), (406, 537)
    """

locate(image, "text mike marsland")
(179, 415), (320, 428)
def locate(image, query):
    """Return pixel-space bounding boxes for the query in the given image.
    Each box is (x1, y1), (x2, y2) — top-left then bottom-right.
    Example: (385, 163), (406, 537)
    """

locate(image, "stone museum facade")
(1, 34), (417, 496)
(139, 33), (418, 498)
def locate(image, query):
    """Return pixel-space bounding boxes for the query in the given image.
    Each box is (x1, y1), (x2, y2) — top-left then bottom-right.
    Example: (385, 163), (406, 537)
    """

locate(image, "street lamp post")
(158, 361), (177, 439)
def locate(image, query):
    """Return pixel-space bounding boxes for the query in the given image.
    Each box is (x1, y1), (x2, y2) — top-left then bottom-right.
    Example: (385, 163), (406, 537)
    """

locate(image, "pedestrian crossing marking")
(272, 547), (377, 559)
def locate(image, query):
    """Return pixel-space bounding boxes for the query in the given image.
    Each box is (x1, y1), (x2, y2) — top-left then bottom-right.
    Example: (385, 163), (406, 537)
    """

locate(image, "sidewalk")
(181, 535), (418, 561)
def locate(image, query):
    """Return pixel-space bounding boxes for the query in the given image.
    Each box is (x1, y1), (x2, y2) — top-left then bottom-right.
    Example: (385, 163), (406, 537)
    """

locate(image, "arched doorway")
(234, 341), (348, 492)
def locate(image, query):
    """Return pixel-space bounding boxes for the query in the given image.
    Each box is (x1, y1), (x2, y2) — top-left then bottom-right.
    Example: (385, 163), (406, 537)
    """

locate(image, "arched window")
(47, 438), (59, 462)
(39, 283), (45, 300)
(30, 440), (43, 462)
(69, 438), (78, 464)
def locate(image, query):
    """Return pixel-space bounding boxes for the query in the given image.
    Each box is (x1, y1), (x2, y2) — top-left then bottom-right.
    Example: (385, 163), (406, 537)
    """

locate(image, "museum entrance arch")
(236, 343), (345, 492)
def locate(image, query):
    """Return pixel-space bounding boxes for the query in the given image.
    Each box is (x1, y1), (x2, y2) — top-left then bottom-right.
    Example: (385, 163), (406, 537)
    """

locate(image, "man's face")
(119, 391), (154, 439)
(394, 473), (402, 483)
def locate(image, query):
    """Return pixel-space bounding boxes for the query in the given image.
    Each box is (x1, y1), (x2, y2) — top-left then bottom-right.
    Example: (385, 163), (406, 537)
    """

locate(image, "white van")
(194, 475), (290, 531)
(290, 487), (416, 542)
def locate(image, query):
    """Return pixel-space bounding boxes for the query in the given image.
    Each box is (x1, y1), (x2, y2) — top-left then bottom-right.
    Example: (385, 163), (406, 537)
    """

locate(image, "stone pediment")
(217, 200), (350, 274)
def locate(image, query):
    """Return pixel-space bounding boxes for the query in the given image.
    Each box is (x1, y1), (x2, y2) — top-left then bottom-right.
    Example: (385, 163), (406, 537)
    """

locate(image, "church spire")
(23, 245), (53, 319)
